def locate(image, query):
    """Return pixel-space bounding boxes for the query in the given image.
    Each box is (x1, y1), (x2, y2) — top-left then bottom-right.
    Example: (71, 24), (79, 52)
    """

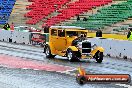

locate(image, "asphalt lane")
(0, 41), (131, 88)
(0, 67), (127, 88)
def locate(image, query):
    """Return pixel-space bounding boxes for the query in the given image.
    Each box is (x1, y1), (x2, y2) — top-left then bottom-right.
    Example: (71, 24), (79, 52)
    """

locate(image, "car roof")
(50, 26), (85, 29)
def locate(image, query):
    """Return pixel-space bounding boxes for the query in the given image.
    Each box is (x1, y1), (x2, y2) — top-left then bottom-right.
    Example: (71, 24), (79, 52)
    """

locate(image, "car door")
(56, 29), (67, 51)
(50, 29), (58, 50)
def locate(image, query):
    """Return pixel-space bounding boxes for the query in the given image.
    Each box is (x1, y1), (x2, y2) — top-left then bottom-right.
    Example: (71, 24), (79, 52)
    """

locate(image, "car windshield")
(66, 31), (87, 37)
(66, 31), (78, 36)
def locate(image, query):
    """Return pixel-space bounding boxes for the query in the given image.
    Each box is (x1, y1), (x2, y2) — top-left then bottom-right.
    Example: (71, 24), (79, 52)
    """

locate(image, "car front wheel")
(95, 51), (103, 63)
(67, 49), (79, 62)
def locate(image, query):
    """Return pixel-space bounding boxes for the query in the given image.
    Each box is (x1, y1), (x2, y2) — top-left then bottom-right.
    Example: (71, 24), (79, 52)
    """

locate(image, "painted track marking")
(0, 54), (76, 73)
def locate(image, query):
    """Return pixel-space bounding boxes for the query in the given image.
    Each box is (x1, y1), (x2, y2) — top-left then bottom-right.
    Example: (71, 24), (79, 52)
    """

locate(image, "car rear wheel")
(45, 46), (56, 58)
(95, 51), (103, 63)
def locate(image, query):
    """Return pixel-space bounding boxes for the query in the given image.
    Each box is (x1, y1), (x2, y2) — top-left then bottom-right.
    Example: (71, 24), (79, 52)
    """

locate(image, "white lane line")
(62, 71), (76, 76)
(22, 68), (29, 70)
(56, 68), (77, 76)
(64, 68), (77, 73)
(115, 84), (132, 88)
(33, 69), (40, 70)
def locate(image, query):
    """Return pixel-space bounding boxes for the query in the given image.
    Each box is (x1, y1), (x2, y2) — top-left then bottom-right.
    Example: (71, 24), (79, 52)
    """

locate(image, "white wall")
(0, 30), (31, 44)
(0, 29), (11, 42)
(89, 37), (132, 59)
(12, 31), (31, 44)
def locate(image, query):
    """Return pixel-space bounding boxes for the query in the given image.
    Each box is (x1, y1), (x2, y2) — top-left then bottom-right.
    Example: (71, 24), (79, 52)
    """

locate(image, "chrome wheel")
(67, 51), (73, 61)
(45, 47), (50, 56)
(45, 46), (56, 58)
(96, 52), (100, 60)
(67, 49), (80, 62)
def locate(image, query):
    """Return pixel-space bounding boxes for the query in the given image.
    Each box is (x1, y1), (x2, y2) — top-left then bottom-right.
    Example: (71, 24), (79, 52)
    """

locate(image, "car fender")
(96, 46), (104, 52)
(68, 46), (78, 51)
(90, 46), (104, 56)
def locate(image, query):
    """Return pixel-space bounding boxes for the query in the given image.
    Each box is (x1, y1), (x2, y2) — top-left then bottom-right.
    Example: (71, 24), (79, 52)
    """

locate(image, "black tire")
(67, 49), (80, 62)
(45, 45), (56, 58)
(76, 76), (87, 85)
(95, 51), (103, 63)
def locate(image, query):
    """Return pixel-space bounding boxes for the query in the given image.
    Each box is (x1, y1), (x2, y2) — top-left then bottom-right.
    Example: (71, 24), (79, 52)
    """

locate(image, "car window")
(58, 30), (65, 37)
(51, 29), (57, 36)
(66, 31), (78, 36)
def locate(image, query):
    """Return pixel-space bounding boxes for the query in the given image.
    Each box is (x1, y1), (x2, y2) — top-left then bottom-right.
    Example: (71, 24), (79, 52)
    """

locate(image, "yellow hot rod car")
(44, 26), (104, 63)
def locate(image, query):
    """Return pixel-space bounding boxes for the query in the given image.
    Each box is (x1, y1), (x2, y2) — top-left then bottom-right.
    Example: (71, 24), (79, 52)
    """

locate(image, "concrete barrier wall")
(12, 31), (31, 44)
(0, 29), (11, 42)
(89, 38), (132, 59)
(0, 30), (31, 44)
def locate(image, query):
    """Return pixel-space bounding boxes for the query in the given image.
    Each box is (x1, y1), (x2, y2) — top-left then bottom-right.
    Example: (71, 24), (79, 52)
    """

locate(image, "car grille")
(82, 42), (91, 53)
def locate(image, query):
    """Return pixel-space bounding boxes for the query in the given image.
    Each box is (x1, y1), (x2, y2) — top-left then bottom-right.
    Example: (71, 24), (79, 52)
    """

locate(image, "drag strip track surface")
(0, 42), (44, 59)
(0, 41), (132, 88)
(0, 45), (44, 58)
(0, 67), (127, 88)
